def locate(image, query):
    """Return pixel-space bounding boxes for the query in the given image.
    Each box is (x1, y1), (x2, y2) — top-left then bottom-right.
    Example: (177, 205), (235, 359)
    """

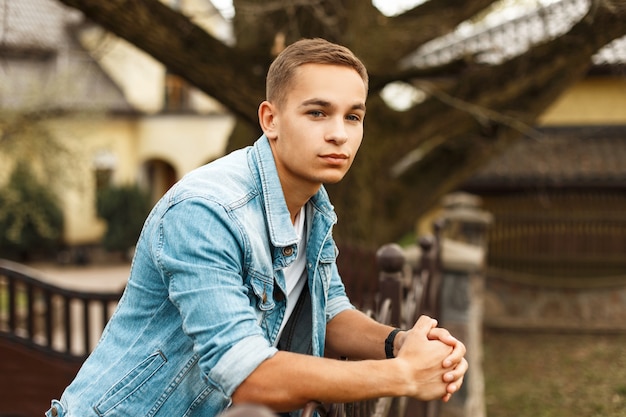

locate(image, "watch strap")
(385, 328), (401, 359)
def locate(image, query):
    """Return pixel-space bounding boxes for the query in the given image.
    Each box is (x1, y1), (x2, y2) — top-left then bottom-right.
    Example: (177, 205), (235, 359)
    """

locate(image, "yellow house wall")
(44, 113), (233, 246)
(44, 117), (140, 245)
(137, 114), (235, 176)
(539, 76), (626, 125)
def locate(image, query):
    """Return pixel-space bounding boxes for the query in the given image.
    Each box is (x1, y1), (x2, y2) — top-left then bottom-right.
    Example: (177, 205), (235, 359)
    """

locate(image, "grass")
(483, 330), (626, 417)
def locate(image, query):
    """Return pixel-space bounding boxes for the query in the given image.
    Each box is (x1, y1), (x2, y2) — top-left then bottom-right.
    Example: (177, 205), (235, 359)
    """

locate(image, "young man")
(47, 38), (467, 417)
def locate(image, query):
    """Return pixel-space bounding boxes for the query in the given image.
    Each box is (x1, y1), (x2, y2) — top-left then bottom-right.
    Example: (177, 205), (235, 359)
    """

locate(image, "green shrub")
(97, 184), (151, 253)
(0, 163), (64, 261)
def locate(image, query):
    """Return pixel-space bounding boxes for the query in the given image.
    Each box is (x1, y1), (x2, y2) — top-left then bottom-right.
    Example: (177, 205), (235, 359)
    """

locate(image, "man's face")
(265, 63), (367, 193)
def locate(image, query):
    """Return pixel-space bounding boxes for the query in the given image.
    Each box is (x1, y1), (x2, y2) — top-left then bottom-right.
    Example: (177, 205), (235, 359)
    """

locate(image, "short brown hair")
(266, 38), (369, 107)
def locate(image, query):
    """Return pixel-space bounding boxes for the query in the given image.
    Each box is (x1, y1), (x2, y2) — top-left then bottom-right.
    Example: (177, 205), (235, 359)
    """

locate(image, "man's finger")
(412, 315), (438, 333)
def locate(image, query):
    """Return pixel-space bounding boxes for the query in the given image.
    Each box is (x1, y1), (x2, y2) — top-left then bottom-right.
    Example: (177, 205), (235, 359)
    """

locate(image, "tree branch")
(371, 0), (626, 233)
(58, 0), (264, 125)
(356, 0), (497, 70)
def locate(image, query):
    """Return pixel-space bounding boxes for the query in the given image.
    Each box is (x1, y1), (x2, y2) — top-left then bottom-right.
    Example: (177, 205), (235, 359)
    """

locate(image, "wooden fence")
(0, 260), (121, 417)
(483, 190), (626, 282)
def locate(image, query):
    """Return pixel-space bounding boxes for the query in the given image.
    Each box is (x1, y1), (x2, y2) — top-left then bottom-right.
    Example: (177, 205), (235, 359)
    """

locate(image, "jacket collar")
(250, 135), (337, 248)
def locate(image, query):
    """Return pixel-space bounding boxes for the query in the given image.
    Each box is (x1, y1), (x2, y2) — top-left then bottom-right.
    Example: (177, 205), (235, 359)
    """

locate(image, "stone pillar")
(438, 192), (492, 417)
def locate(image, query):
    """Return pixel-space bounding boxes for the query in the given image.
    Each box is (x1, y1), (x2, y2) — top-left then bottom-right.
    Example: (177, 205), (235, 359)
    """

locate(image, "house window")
(164, 72), (191, 112)
(93, 150), (117, 191)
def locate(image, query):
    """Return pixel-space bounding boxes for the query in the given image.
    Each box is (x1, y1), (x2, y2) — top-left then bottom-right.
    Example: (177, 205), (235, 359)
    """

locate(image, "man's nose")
(325, 118), (349, 144)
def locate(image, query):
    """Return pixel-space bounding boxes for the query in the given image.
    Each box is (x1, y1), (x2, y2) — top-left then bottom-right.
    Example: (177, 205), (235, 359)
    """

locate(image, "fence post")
(376, 243), (405, 327)
(417, 220), (444, 320)
(437, 192), (492, 417)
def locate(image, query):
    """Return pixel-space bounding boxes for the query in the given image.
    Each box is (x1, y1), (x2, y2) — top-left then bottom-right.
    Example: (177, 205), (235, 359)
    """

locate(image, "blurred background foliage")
(0, 162), (64, 261)
(96, 184), (151, 255)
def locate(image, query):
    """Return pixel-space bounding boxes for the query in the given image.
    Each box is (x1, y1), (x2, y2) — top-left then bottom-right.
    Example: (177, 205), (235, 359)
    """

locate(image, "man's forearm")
(325, 309), (396, 360)
(232, 351), (410, 412)
(232, 315), (457, 412)
(233, 310), (403, 410)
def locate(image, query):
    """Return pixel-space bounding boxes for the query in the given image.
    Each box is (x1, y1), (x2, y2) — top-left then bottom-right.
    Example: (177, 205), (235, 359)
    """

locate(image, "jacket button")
(282, 247), (294, 257)
(51, 407), (58, 417)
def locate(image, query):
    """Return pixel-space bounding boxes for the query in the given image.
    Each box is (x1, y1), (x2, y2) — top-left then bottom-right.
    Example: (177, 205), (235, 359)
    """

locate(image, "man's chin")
(322, 175), (346, 185)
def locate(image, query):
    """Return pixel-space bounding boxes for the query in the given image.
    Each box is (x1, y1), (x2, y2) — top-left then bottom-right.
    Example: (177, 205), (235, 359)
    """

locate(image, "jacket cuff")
(209, 334), (278, 396)
(326, 295), (355, 322)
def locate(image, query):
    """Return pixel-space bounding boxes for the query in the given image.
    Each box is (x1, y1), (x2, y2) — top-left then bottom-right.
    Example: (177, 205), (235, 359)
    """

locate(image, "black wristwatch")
(385, 328), (402, 359)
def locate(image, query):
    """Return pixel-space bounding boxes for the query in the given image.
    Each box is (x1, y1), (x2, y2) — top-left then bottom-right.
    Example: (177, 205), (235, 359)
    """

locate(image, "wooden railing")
(0, 259), (122, 359)
(0, 259), (123, 417)
(311, 228), (444, 417)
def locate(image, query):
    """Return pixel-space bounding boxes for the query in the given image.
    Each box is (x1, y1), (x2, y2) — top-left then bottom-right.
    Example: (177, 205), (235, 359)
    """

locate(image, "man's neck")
(286, 185), (319, 224)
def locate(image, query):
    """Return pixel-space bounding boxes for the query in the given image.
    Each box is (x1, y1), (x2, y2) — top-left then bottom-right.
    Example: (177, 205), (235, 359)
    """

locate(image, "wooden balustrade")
(0, 260), (121, 359)
(0, 260), (123, 416)
(312, 229), (444, 417)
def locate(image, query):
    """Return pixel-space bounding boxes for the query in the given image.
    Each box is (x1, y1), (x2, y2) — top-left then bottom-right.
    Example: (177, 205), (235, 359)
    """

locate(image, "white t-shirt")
(274, 206), (307, 344)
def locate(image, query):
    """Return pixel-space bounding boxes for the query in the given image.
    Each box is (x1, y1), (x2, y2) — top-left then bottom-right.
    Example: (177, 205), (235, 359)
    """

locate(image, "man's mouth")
(321, 153), (349, 162)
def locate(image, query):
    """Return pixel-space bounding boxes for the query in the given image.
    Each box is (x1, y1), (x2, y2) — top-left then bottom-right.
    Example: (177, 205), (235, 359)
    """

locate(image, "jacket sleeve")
(325, 253), (356, 323)
(155, 196), (278, 397)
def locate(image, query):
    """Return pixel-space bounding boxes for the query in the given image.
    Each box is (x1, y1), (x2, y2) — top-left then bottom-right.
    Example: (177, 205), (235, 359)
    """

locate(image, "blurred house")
(406, 0), (626, 329)
(0, 0), (235, 253)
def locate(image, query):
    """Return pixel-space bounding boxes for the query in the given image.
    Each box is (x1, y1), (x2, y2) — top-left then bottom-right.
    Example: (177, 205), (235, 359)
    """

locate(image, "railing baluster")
(64, 296), (72, 355)
(0, 276), (5, 330)
(83, 298), (90, 355)
(44, 290), (53, 349)
(27, 283), (35, 341)
(8, 277), (16, 332)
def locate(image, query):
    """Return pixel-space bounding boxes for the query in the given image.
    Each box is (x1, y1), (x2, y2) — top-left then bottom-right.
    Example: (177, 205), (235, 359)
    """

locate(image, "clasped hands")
(392, 315), (468, 402)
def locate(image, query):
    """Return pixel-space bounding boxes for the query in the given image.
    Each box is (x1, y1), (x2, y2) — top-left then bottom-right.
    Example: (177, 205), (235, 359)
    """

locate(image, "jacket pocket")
(93, 350), (167, 416)
(318, 239), (338, 292)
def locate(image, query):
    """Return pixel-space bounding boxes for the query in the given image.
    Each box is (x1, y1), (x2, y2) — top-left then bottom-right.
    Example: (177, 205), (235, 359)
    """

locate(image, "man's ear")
(258, 101), (278, 139)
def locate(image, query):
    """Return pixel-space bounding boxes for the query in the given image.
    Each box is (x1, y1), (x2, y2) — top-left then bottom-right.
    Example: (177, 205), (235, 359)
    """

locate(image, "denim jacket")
(49, 135), (354, 417)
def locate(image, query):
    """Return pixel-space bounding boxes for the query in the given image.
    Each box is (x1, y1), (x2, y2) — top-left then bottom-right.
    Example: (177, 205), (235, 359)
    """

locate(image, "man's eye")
(346, 114), (361, 122)
(308, 110), (324, 117)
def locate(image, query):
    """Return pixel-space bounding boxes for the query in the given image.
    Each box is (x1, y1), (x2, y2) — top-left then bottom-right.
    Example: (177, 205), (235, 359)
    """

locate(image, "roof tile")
(1, 0), (81, 50)
(466, 127), (626, 188)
